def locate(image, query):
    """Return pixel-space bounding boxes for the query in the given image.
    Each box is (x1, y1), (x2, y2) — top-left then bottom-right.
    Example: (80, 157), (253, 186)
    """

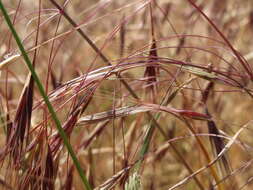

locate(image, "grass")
(1, 0), (253, 189)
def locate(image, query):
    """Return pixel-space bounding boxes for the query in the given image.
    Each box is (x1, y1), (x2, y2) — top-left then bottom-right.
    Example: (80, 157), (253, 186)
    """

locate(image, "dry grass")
(1, 0), (253, 189)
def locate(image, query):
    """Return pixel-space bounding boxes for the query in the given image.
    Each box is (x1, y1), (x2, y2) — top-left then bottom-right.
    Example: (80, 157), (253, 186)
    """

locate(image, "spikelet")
(125, 172), (142, 190)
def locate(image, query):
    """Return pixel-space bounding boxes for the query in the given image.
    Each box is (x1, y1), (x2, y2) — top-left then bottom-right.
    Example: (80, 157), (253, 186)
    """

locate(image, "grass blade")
(0, 2), (92, 190)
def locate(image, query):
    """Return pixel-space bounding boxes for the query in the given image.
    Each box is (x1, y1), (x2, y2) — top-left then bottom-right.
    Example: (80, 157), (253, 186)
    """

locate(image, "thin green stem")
(0, 2), (92, 190)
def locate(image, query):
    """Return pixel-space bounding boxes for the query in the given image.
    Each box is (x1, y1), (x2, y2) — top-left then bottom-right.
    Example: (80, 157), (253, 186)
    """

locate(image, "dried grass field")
(1, 0), (253, 189)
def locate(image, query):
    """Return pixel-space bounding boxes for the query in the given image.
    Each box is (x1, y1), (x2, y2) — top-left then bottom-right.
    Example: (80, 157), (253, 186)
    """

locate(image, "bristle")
(43, 145), (54, 190)
(202, 82), (214, 104)
(62, 165), (74, 190)
(50, 109), (81, 156)
(120, 15), (126, 58)
(144, 3), (159, 103)
(50, 71), (58, 90)
(95, 164), (133, 190)
(205, 109), (231, 174)
(175, 35), (186, 55)
(6, 74), (34, 164)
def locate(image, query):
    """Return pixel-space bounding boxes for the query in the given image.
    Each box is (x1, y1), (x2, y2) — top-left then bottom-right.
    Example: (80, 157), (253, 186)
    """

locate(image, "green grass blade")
(0, 2), (92, 190)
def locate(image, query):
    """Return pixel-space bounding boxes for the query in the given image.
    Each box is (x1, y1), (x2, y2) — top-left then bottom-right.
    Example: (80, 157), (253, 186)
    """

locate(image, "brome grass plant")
(1, 0), (253, 189)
